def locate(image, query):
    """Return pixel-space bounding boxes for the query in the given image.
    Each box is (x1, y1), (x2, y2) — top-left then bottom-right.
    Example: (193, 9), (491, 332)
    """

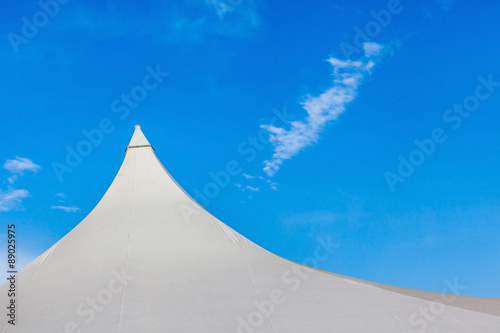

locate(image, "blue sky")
(1, 0), (499, 296)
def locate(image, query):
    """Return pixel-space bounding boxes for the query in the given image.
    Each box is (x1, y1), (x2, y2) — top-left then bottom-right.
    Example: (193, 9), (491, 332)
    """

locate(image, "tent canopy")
(1, 125), (498, 332)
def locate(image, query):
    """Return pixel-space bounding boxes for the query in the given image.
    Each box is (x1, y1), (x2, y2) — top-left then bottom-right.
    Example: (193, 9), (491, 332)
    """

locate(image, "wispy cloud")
(261, 42), (391, 176)
(51, 193), (79, 212)
(54, 1), (260, 45)
(434, 0), (454, 11)
(245, 186), (260, 192)
(55, 193), (66, 203)
(51, 205), (81, 213)
(1, 157), (39, 211)
(4, 157), (41, 175)
(7, 175), (18, 184)
(257, 175), (278, 191)
(207, 0), (238, 20)
(205, 0), (260, 26)
(238, 173), (278, 192)
(0, 188), (30, 212)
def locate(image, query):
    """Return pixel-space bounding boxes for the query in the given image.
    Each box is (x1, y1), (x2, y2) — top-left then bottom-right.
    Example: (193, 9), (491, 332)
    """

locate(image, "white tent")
(1, 125), (499, 332)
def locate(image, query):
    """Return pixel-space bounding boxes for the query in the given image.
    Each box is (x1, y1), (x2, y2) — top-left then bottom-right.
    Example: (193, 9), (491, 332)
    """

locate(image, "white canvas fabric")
(1, 125), (499, 332)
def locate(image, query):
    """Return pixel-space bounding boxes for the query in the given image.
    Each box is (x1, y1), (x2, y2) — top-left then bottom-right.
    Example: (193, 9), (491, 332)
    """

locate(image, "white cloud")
(261, 42), (390, 176)
(0, 188), (30, 212)
(363, 42), (384, 57)
(7, 175), (18, 184)
(246, 186), (260, 192)
(4, 157), (41, 175)
(0, 157), (39, 211)
(242, 173), (255, 179)
(51, 205), (81, 213)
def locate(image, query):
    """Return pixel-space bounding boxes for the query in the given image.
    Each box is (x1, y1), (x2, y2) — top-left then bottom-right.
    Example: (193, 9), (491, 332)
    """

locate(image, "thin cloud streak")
(245, 186), (260, 192)
(239, 173), (278, 192)
(261, 42), (391, 176)
(51, 205), (81, 213)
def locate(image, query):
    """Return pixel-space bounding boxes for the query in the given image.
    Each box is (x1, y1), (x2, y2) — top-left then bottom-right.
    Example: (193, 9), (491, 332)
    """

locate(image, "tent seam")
(241, 245), (279, 333)
(115, 151), (137, 333)
(362, 284), (413, 332)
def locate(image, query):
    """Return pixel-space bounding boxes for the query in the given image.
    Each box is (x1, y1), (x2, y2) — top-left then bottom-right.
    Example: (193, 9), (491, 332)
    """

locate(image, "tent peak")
(126, 125), (154, 152)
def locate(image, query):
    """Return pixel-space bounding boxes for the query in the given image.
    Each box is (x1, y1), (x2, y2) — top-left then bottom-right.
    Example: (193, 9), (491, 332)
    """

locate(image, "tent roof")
(1, 126), (498, 332)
